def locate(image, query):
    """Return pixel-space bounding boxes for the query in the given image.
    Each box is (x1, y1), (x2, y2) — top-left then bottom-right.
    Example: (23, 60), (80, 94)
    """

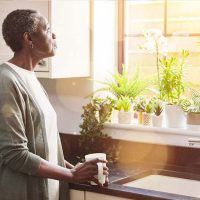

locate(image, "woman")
(0, 9), (108, 200)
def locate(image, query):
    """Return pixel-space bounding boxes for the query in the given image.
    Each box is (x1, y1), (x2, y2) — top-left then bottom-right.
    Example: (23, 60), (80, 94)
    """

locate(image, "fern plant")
(93, 65), (153, 100)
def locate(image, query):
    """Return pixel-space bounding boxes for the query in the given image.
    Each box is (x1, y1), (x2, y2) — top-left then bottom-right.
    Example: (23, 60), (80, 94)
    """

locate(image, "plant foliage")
(79, 97), (118, 162)
(145, 102), (153, 114)
(115, 96), (132, 112)
(133, 96), (147, 112)
(180, 89), (200, 113)
(94, 65), (153, 100)
(151, 98), (164, 116)
(159, 50), (189, 104)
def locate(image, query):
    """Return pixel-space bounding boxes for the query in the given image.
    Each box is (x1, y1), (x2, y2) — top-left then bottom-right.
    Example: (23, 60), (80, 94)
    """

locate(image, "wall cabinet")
(0, 0), (91, 78)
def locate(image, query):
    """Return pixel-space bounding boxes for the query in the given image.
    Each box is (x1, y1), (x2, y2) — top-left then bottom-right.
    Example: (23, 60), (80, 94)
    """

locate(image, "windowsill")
(103, 122), (200, 148)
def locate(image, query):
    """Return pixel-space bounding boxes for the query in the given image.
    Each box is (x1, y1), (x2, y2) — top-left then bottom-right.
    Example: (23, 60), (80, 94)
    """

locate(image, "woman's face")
(31, 15), (57, 59)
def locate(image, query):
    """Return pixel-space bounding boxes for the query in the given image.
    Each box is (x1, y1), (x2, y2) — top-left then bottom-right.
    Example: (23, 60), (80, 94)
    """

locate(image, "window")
(120, 0), (200, 89)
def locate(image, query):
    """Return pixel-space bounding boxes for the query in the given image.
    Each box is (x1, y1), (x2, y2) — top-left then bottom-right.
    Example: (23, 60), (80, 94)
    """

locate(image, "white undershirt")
(5, 62), (59, 200)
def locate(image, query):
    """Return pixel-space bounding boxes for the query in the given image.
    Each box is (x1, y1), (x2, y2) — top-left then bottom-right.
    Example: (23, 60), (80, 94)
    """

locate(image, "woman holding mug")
(0, 9), (108, 200)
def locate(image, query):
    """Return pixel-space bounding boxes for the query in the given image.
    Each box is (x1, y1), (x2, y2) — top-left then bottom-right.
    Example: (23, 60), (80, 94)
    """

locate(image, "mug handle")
(97, 162), (105, 185)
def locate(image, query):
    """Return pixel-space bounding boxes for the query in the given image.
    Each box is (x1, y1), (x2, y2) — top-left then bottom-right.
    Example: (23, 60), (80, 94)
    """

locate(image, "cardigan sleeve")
(0, 76), (42, 175)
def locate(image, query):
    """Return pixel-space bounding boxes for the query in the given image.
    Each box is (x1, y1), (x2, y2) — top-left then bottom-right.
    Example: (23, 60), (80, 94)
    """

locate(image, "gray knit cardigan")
(0, 63), (69, 200)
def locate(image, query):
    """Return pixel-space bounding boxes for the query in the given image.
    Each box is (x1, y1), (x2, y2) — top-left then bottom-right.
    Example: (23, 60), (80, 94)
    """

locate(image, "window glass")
(124, 0), (200, 89)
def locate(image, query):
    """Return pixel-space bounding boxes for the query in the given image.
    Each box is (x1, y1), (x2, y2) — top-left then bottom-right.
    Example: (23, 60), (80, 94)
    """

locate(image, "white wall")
(39, 78), (92, 134)
(39, 1), (117, 133)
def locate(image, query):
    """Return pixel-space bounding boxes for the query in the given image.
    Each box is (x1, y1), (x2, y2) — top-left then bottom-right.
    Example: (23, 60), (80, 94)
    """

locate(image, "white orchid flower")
(142, 29), (168, 56)
(144, 29), (162, 40)
(142, 40), (156, 53)
(140, 29), (169, 97)
(157, 36), (168, 55)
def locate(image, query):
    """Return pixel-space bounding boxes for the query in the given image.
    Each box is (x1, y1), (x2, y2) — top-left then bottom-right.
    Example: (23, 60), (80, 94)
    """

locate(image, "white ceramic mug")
(85, 153), (106, 185)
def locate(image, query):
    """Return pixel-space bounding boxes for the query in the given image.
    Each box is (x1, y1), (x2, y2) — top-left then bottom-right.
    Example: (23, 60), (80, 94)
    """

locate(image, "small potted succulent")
(181, 89), (200, 126)
(133, 96), (146, 125)
(142, 101), (153, 126)
(151, 99), (164, 127)
(115, 96), (133, 124)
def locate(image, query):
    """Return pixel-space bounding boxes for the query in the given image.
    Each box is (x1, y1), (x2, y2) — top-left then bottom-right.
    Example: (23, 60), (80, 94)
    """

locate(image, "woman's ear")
(23, 32), (33, 49)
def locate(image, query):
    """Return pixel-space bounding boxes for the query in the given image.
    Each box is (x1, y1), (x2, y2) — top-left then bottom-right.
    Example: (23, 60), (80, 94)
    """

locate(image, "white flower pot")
(142, 113), (152, 126)
(165, 104), (186, 128)
(118, 111), (132, 124)
(111, 109), (119, 123)
(152, 114), (163, 127)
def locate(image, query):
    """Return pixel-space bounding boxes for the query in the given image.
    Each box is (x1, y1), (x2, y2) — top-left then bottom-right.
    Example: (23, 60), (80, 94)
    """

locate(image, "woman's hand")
(70, 158), (109, 186)
(104, 175), (110, 186)
(64, 160), (74, 169)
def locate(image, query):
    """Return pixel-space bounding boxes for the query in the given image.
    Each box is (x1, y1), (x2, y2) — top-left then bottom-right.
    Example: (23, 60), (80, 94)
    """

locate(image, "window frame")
(118, 0), (200, 73)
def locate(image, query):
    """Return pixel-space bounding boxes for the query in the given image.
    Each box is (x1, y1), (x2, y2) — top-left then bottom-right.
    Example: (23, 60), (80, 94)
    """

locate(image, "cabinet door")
(45, 0), (91, 78)
(85, 191), (132, 200)
(0, 0), (49, 71)
(0, 0), (91, 78)
(70, 189), (85, 200)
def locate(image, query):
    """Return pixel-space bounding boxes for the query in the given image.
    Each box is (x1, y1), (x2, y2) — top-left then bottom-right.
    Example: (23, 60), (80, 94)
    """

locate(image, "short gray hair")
(2, 9), (40, 52)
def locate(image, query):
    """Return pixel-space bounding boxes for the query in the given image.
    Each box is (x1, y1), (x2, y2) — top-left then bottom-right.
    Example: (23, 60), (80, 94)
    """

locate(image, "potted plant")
(115, 96), (133, 124)
(159, 49), (189, 128)
(133, 96), (146, 124)
(181, 89), (200, 126)
(151, 98), (164, 127)
(140, 29), (168, 99)
(142, 101), (153, 126)
(79, 97), (117, 162)
(92, 65), (153, 125)
(93, 64), (152, 101)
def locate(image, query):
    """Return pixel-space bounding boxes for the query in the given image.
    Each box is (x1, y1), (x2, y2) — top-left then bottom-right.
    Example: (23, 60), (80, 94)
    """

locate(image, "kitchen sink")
(112, 169), (200, 198)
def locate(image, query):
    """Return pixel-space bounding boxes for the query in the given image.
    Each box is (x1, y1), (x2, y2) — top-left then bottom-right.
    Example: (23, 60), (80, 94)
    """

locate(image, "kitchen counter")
(69, 162), (200, 200)
(59, 133), (200, 199)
